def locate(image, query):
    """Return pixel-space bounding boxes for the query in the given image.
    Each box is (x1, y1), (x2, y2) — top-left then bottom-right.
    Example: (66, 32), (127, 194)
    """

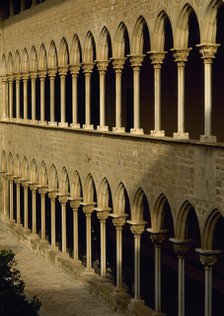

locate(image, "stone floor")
(0, 222), (119, 316)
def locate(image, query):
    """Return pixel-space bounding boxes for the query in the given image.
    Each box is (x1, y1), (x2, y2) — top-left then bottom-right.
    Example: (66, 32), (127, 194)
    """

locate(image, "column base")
(50, 244), (59, 251)
(58, 122), (69, 128)
(83, 124), (94, 130)
(130, 128), (144, 135)
(24, 228), (31, 235)
(173, 132), (189, 139)
(200, 134), (217, 143)
(113, 126), (125, 133)
(151, 130), (165, 137)
(48, 121), (58, 127)
(40, 238), (49, 244)
(83, 267), (95, 274)
(28, 233), (39, 240)
(70, 123), (80, 129)
(73, 259), (82, 266)
(97, 125), (109, 131)
(30, 119), (38, 125)
(15, 222), (23, 228)
(38, 120), (48, 126)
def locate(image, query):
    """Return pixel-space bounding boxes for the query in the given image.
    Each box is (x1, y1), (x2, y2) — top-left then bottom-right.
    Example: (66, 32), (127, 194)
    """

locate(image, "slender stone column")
(8, 175), (14, 223)
(15, 74), (21, 120)
(148, 229), (168, 315)
(196, 249), (221, 316)
(30, 71), (37, 123)
(111, 57), (126, 133)
(148, 51), (166, 137)
(128, 54), (145, 134)
(69, 198), (82, 262)
(38, 70), (47, 124)
(127, 220), (146, 300)
(22, 73), (29, 120)
(1, 76), (7, 120)
(59, 195), (68, 254)
(170, 239), (192, 316)
(21, 180), (29, 231)
(58, 67), (68, 127)
(2, 173), (9, 219)
(8, 75), (14, 120)
(48, 190), (58, 248)
(197, 44), (219, 142)
(48, 68), (57, 126)
(38, 186), (48, 240)
(82, 202), (96, 271)
(96, 60), (109, 131)
(171, 48), (191, 139)
(82, 63), (94, 130)
(14, 178), (22, 226)
(110, 213), (128, 287)
(95, 208), (111, 277)
(70, 65), (81, 128)
(30, 184), (38, 235)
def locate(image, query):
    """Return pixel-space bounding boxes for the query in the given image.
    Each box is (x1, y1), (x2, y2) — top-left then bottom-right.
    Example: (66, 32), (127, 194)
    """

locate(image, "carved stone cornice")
(196, 249), (222, 268)
(38, 70), (47, 79)
(147, 229), (168, 246)
(82, 202), (96, 215)
(148, 51), (167, 67)
(48, 68), (57, 78)
(128, 54), (145, 70)
(82, 63), (94, 74)
(170, 238), (193, 258)
(197, 43), (220, 63)
(22, 72), (29, 80)
(95, 60), (109, 73)
(69, 197), (82, 210)
(95, 207), (111, 222)
(171, 48), (192, 64)
(69, 64), (81, 75)
(110, 213), (128, 229)
(127, 220), (147, 237)
(58, 66), (68, 77)
(110, 57), (126, 71)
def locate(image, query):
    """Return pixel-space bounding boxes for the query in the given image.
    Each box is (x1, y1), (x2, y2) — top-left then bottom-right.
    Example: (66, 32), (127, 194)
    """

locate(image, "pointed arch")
(22, 48), (29, 73)
(7, 152), (14, 174)
(131, 16), (150, 55)
(83, 173), (96, 203)
(97, 27), (112, 60)
(151, 193), (174, 232)
(98, 177), (112, 209)
(39, 44), (47, 70)
(1, 151), (7, 172)
(48, 164), (58, 191)
(58, 37), (69, 67)
(39, 161), (48, 186)
(7, 53), (13, 75)
(70, 34), (81, 65)
(48, 41), (58, 69)
(30, 46), (38, 72)
(1, 54), (6, 76)
(113, 22), (130, 58)
(202, 0), (223, 43)
(131, 188), (151, 222)
(83, 31), (96, 63)
(59, 167), (70, 195)
(30, 159), (38, 183)
(14, 50), (21, 74)
(202, 208), (223, 249)
(114, 182), (130, 215)
(71, 171), (82, 198)
(14, 154), (21, 177)
(175, 4), (200, 48)
(152, 11), (173, 51)
(21, 157), (29, 180)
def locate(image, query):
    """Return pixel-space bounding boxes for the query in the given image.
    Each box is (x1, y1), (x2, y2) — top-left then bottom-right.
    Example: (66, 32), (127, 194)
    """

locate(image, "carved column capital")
(110, 213), (128, 229)
(128, 54), (145, 70)
(22, 72), (29, 80)
(7, 74), (14, 82)
(30, 71), (38, 80)
(38, 70), (47, 79)
(21, 180), (29, 188)
(147, 229), (168, 246)
(70, 64), (81, 76)
(110, 57), (126, 71)
(148, 51), (167, 68)
(127, 220), (146, 237)
(14, 177), (22, 186)
(58, 195), (69, 205)
(82, 202), (96, 215)
(96, 60), (109, 73)
(48, 68), (57, 78)
(82, 63), (94, 74)
(171, 48), (192, 64)
(58, 66), (68, 77)
(48, 190), (58, 200)
(1, 76), (7, 83)
(29, 183), (38, 191)
(14, 74), (22, 81)
(95, 207), (111, 222)
(170, 238), (193, 258)
(38, 185), (48, 196)
(196, 249), (222, 268)
(197, 43), (220, 63)
(69, 197), (82, 210)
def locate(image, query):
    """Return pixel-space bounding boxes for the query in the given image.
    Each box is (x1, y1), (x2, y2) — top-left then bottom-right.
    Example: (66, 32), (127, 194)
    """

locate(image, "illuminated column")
(22, 73), (29, 120)
(15, 74), (21, 120)
(8, 75), (14, 120)
(14, 178), (22, 226)
(82, 63), (94, 130)
(82, 202), (96, 271)
(70, 198), (82, 262)
(110, 213), (128, 287)
(9, 176), (14, 223)
(59, 195), (68, 253)
(148, 51), (166, 137)
(148, 229), (167, 315)
(58, 67), (68, 127)
(172, 48), (191, 139)
(197, 44), (219, 142)
(48, 68), (57, 126)
(111, 57), (126, 133)
(95, 208), (111, 277)
(70, 65), (81, 128)
(38, 186), (48, 240)
(30, 184), (38, 235)
(21, 180), (29, 231)
(128, 221), (146, 300)
(48, 191), (58, 248)
(128, 54), (145, 134)
(39, 70), (47, 124)
(30, 71), (37, 122)
(96, 60), (109, 131)
(1, 76), (7, 119)
(170, 239), (192, 316)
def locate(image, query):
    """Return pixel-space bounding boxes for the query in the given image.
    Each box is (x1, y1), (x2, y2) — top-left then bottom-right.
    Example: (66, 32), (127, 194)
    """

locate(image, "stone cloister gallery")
(1, 0), (224, 315)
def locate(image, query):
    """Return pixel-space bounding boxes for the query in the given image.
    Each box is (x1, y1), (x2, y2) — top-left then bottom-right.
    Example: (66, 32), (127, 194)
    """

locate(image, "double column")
(70, 198), (82, 262)
(111, 57), (126, 133)
(197, 44), (219, 142)
(82, 63), (94, 130)
(111, 213), (128, 287)
(70, 65), (81, 129)
(39, 70), (47, 124)
(128, 55), (145, 135)
(172, 48), (191, 139)
(58, 67), (68, 127)
(48, 190), (58, 248)
(148, 51), (166, 137)
(96, 61), (109, 131)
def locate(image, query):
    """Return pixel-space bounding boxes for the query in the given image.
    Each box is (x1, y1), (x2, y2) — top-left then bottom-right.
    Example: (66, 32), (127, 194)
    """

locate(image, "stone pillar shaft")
(48, 69), (57, 124)
(70, 65), (80, 128)
(30, 185), (37, 234)
(82, 64), (94, 129)
(15, 180), (21, 225)
(22, 74), (29, 120)
(96, 61), (108, 130)
(39, 71), (46, 123)
(9, 178), (14, 222)
(59, 196), (68, 253)
(58, 67), (68, 125)
(15, 76), (21, 119)
(8, 78), (13, 119)
(48, 191), (57, 247)
(82, 203), (95, 271)
(30, 73), (37, 121)
(1, 77), (7, 119)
